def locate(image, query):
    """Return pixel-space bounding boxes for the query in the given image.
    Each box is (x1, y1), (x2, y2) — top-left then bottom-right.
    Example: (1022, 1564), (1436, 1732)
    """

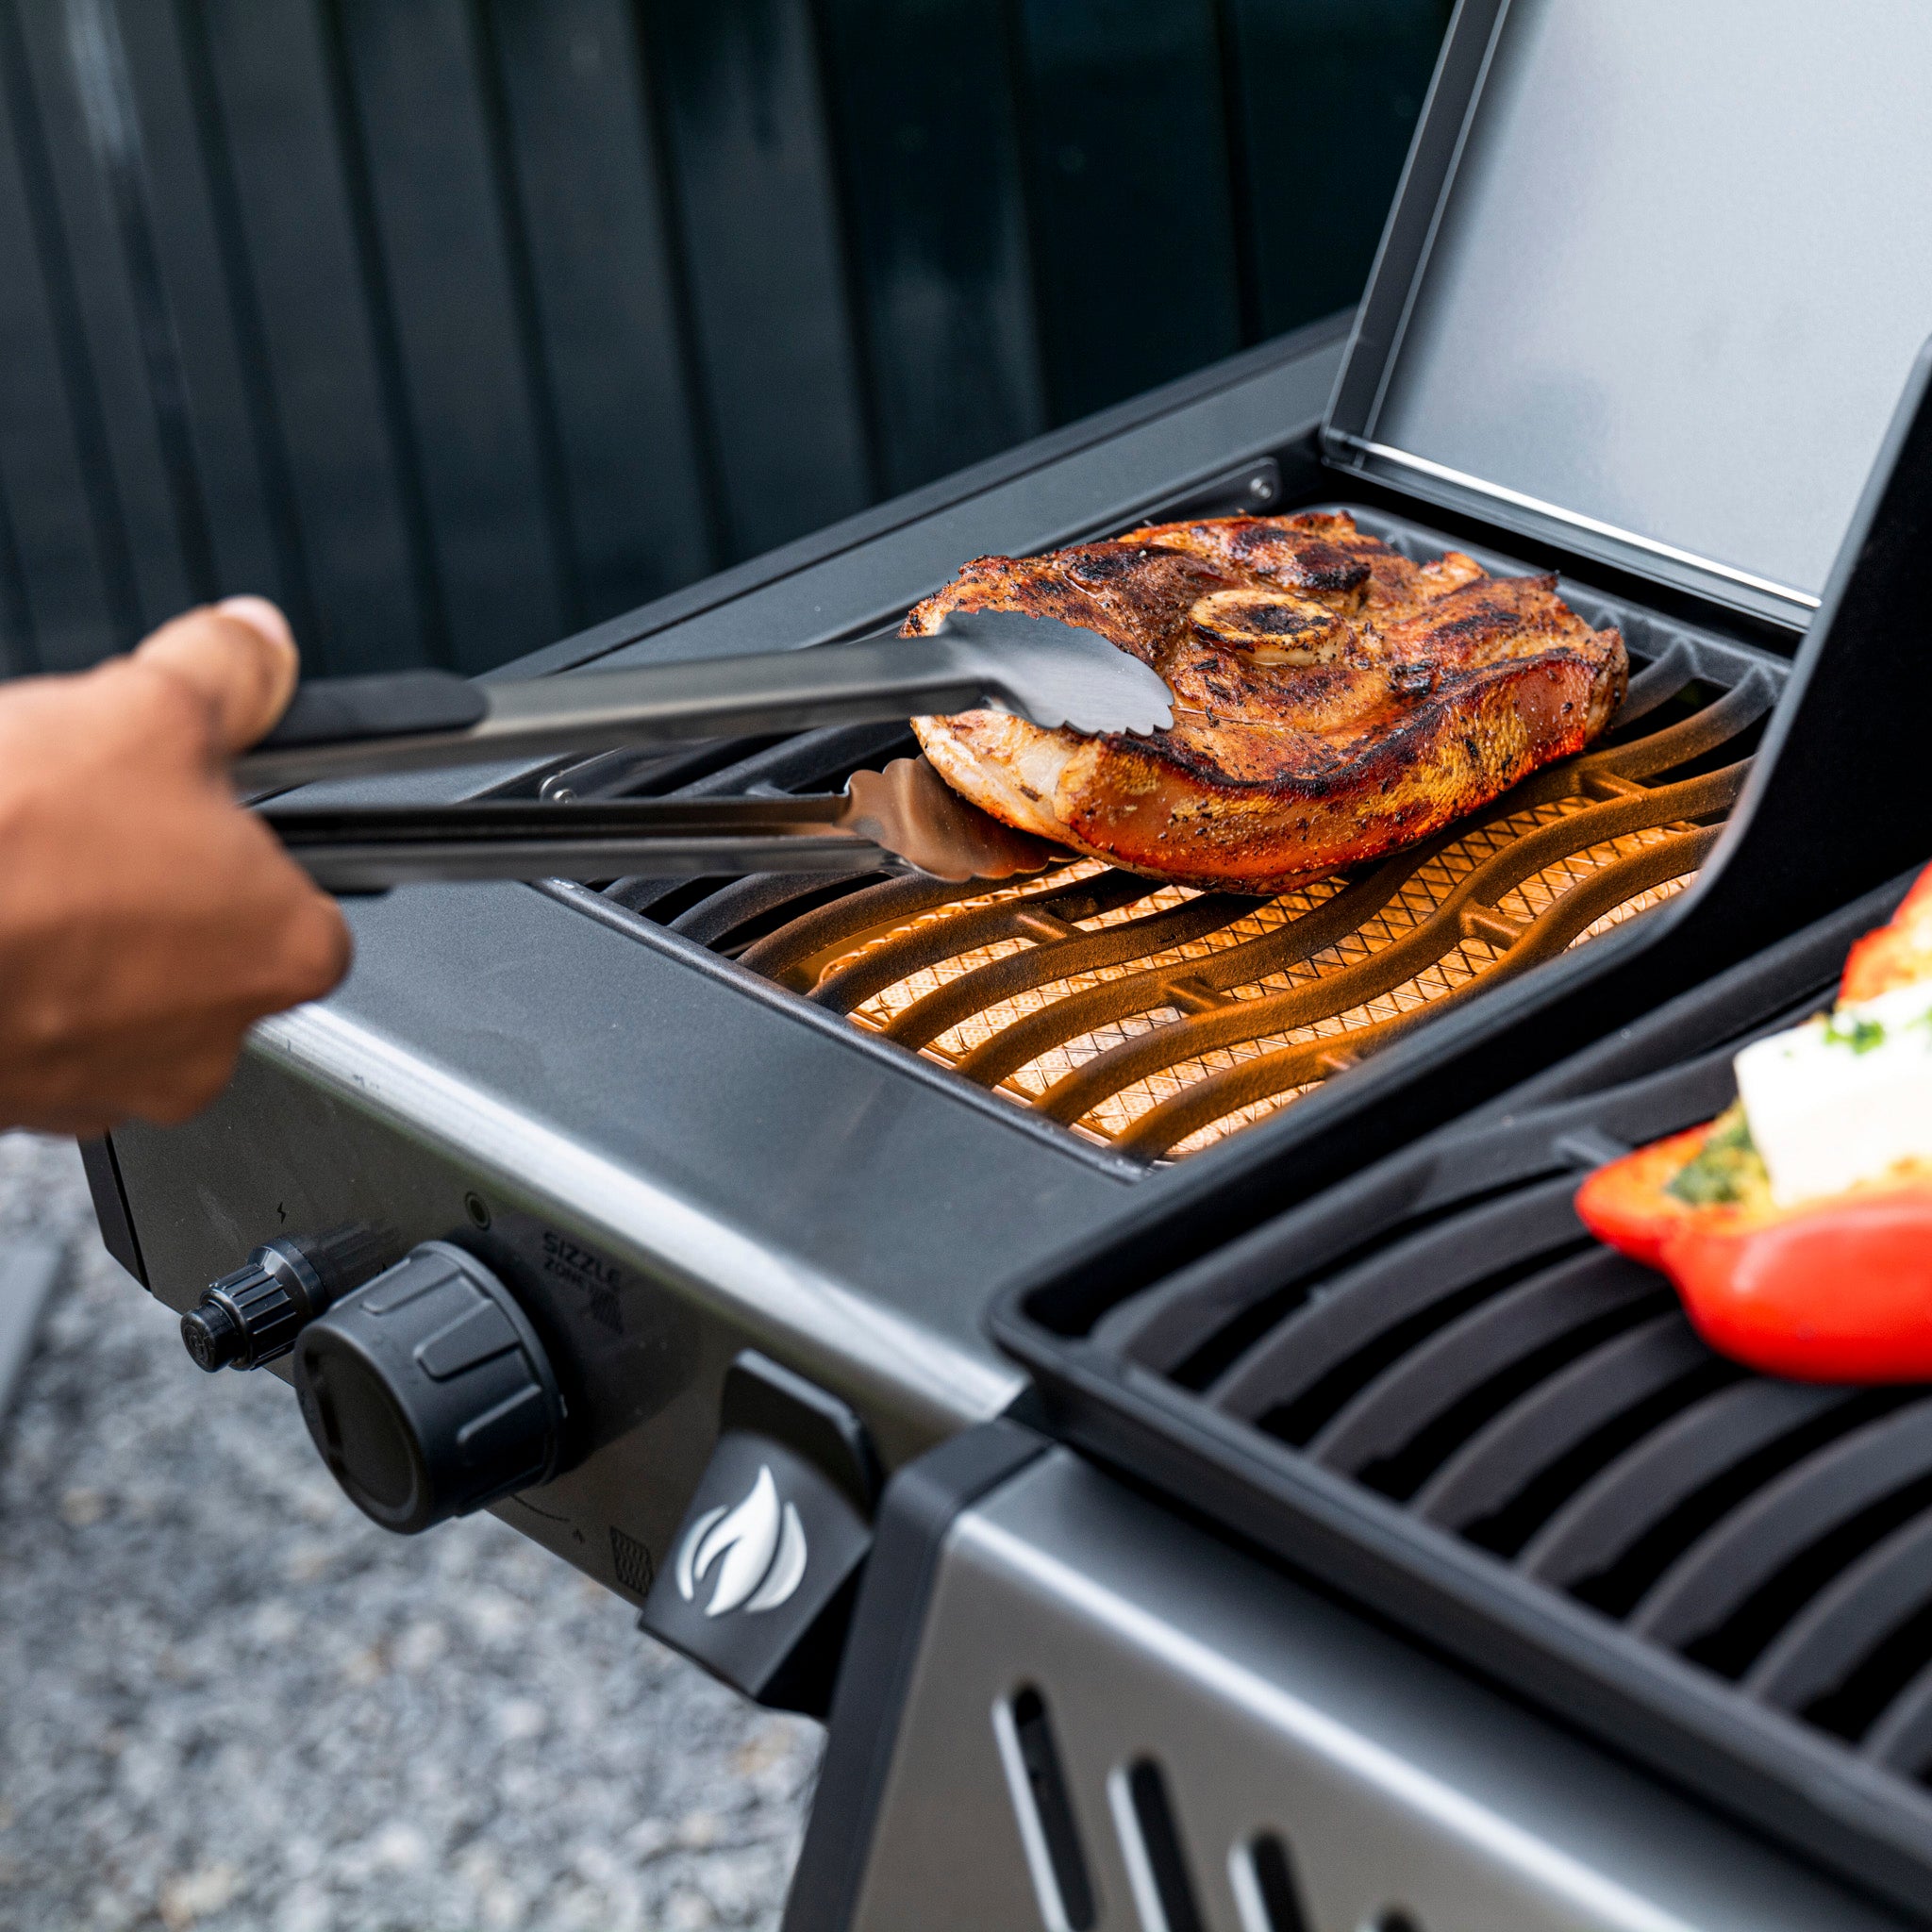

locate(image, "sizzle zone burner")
(735, 645), (1774, 1158)
(580, 505), (1789, 1165)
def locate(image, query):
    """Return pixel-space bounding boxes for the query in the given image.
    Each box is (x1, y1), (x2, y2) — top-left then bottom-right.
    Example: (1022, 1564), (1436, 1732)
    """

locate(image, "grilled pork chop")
(909, 510), (1627, 894)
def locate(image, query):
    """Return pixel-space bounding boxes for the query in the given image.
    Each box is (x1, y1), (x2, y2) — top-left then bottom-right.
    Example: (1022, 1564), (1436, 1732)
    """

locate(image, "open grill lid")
(1323, 0), (1932, 626)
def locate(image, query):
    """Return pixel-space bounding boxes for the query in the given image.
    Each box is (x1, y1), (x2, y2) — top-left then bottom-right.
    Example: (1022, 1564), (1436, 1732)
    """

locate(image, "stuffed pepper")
(1576, 868), (1932, 1380)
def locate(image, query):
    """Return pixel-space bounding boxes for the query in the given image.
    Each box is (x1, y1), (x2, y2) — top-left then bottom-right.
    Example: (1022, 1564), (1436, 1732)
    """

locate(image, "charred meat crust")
(908, 510), (1627, 894)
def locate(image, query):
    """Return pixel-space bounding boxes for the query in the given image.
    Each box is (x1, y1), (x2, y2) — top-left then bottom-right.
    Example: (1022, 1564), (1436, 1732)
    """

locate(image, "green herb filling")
(1823, 1010), (1888, 1054)
(1665, 1100), (1772, 1208)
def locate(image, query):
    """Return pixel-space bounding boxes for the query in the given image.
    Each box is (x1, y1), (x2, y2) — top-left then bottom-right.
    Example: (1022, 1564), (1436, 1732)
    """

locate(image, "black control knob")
(292, 1241), (565, 1535)
(181, 1226), (389, 1373)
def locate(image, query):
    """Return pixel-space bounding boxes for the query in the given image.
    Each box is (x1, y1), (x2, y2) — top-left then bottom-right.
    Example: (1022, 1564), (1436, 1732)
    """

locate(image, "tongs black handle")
(258, 668), (487, 752)
(263, 794), (903, 892)
(235, 610), (1173, 793)
(237, 637), (998, 793)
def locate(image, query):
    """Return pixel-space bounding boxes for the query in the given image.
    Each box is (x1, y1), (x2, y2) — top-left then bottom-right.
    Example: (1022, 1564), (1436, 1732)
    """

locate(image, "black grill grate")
(1193, 1189), (1932, 1737)
(995, 876), (1932, 1919)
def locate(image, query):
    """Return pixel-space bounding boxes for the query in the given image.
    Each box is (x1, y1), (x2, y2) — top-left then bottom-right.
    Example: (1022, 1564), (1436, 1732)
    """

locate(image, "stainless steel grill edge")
(792, 1441), (1908, 1932)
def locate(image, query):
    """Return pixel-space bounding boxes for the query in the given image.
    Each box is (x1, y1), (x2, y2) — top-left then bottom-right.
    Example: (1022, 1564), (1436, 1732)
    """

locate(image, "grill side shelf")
(1011, 1334), (1932, 1927)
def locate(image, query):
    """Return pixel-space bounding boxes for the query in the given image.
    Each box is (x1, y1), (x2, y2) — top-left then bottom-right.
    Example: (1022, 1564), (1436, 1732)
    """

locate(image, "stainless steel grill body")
(794, 1443), (1906, 1931)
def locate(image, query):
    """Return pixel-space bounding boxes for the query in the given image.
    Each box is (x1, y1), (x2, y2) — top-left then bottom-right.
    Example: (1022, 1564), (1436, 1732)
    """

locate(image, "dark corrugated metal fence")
(0, 0), (1445, 678)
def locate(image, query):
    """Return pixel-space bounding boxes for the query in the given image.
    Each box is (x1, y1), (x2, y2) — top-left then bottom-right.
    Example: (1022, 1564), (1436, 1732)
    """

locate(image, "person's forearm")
(0, 600), (350, 1134)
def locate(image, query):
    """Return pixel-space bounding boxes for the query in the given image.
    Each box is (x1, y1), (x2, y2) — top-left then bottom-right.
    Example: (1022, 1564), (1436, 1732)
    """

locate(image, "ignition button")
(181, 1226), (389, 1373)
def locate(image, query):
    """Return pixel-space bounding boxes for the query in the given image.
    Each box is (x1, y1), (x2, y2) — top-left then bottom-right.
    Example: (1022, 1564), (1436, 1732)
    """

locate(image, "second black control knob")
(292, 1241), (565, 1535)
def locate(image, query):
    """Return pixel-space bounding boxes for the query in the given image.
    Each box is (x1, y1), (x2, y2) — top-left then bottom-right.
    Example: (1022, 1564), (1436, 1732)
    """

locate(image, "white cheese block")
(1734, 980), (1932, 1208)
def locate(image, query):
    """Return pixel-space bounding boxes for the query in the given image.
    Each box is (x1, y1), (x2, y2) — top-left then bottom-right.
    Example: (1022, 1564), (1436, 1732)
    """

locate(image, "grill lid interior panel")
(1325, 0), (1932, 622)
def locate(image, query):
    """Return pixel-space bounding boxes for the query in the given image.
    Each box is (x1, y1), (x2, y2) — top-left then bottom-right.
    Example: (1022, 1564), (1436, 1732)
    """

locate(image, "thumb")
(135, 596), (301, 754)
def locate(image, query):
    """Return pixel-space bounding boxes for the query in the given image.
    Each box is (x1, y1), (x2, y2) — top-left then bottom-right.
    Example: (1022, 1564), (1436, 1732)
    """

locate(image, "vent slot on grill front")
(1109, 1758), (1206, 1932)
(1230, 1834), (1311, 1932)
(994, 1687), (1097, 1932)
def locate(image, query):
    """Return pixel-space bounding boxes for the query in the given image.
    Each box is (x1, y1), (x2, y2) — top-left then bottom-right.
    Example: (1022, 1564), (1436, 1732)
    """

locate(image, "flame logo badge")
(675, 1466), (808, 1618)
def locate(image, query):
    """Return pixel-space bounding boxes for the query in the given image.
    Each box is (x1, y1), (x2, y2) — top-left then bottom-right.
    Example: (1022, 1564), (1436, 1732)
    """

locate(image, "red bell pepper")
(1666, 1193), (1932, 1381)
(1571, 1127), (1712, 1270)
(1840, 863), (1932, 1004)
(1577, 1141), (1932, 1381)
(1575, 867), (1932, 1380)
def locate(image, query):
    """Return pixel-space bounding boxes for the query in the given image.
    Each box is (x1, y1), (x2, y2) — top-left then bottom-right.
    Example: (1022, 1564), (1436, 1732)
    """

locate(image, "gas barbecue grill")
(79, 0), (1932, 1924)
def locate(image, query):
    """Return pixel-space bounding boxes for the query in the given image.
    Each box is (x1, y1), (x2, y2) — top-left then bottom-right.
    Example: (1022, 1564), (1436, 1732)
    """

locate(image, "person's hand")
(0, 596), (351, 1134)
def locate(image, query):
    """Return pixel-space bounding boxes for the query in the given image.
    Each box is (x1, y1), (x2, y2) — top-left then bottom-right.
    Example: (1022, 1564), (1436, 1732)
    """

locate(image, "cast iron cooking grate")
(993, 880), (1932, 1916)
(589, 652), (1776, 1162)
(729, 648), (1765, 1159)
(541, 505), (1785, 1162)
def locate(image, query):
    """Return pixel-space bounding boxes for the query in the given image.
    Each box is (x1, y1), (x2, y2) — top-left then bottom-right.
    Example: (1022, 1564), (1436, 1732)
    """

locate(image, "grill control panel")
(292, 1241), (568, 1535)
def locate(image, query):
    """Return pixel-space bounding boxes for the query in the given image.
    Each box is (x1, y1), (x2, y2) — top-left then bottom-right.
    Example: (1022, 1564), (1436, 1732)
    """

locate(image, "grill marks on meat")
(908, 511), (1628, 894)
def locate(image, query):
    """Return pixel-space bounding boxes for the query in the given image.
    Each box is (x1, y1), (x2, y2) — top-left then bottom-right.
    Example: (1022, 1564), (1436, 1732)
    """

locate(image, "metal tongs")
(243, 608), (1174, 890)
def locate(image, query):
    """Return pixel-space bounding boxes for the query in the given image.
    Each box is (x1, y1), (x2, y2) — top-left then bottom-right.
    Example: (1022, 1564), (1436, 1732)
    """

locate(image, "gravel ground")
(0, 1134), (821, 1932)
